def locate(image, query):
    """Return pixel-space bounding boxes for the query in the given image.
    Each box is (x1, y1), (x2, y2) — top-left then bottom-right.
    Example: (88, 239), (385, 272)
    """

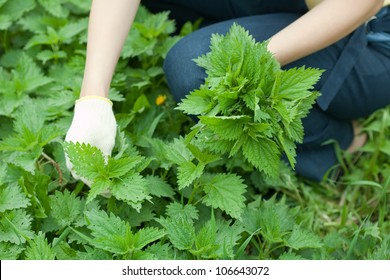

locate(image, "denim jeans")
(143, 0), (390, 181)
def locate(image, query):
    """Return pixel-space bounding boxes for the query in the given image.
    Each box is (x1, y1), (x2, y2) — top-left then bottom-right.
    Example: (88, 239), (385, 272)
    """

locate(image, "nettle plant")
(4, 0), (388, 261)
(62, 23), (324, 259)
(178, 23), (322, 178)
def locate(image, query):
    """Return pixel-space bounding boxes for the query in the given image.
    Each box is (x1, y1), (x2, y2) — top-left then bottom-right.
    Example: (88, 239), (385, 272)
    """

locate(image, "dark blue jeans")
(143, 0), (390, 181)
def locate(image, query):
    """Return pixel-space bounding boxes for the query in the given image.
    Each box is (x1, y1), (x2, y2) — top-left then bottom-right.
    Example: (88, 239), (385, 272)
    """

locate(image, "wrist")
(80, 80), (110, 99)
(77, 95), (113, 106)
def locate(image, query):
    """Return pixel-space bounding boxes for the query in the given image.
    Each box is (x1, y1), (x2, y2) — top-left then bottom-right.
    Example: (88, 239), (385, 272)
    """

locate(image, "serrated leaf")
(144, 242), (176, 260)
(86, 178), (110, 203)
(192, 212), (218, 258)
(49, 190), (84, 227)
(111, 172), (150, 210)
(242, 136), (280, 177)
(177, 161), (205, 189)
(0, 185), (30, 212)
(122, 29), (156, 58)
(0, 14), (11, 30)
(279, 67), (322, 100)
(278, 252), (306, 260)
(165, 137), (194, 165)
(192, 213), (244, 259)
(25, 232), (56, 260)
(165, 202), (199, 222)
(0, 242), (24, 259)
(278, 132), (297, 168)
(258, 199), (295, 243)
(38, 0), (69, 18)
(126, 202), (156, 228)
(63, 142), (105, 181)
(37, 50), (67, 64)
(186, 143), (220, 164)
(156, 217), (196, 251)
(176, 87), (214, 115)
(58, 19), (88, 42)
(0, 209), (34, 244)
(9, 54), (52, 93)
(107, 156), (143, 178)
(145, 175), (174, 198)
(84, 209), (130, 254)
(177, 23), (321, 179)
(133, 11), (175, 38)
(132, 227), (166, 250)
(201, 173), (246, 219)
(0, 0), (36, 21)
(285, 225), (323, 250)
(199, 115), (250, 140)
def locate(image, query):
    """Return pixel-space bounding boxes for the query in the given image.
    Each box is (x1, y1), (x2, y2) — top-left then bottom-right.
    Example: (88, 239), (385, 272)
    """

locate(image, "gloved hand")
(65, 96), (117, 185)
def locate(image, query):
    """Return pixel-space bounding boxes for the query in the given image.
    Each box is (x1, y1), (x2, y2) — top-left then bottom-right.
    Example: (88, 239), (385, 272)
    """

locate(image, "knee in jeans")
(163, 37), (207, 102)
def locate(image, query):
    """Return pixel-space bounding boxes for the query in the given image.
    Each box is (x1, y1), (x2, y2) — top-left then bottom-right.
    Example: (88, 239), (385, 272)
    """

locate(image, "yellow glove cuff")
(76, 95), (113, 105)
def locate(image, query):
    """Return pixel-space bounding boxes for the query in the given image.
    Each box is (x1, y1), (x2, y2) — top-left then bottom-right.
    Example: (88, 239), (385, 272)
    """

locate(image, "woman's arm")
(268, 0), (384, 66)
(80, 0), (141, 98)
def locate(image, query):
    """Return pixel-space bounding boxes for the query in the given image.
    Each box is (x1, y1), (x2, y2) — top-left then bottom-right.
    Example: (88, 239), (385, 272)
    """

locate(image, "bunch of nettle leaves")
(1, 0), (389, 260)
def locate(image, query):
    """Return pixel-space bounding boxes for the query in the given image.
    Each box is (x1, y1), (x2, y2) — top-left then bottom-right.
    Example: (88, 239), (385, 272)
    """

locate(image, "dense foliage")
(0, 0), (389, 260)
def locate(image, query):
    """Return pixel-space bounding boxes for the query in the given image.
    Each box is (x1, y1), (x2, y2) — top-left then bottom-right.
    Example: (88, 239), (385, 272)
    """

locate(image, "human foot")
(347, 121), (367, 154)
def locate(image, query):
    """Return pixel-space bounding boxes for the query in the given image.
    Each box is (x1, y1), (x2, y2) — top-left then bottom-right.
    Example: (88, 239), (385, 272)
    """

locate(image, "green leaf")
(0, 209), (34, 245)
(362, 222), (381, 240)
(111, 172), (150, 211)
(278, 132), (297, 168)
(133, 94), (150, 113)
(165, 202), (199, 222)
(133, 11), (175, 38)
(278, 252), (306, 260)
(84, 209), (131, 254)
(176, 87), (214, 115)
(144, 242), (176, 260)
(25, 232), (56, 260)
(37, 0), (69, 18)
(258, 198), (295, 243)
(0, 0), (36, 21)
(192, 212), (218, 258)
(199, 115), (250, 140)
(63, 142), (105, 181)
(187, 143), (220, 164)
(145, 175), (175, 198)
(191, 213), (244, 259)
(36, 50), (67, 64)
(177, 161), (205, 189)
(156, 217), (196, 251)
(0, 14), (11, 30)
(0, 185), (30, 212)
(164, 137), (194, 165)
(49, 190), (84, 227)
(107, 156), (143, 178)
(278, 67), (322, 100)
(132, 227), (166, 250)
(58, 19), (88, 42)
(201, 173), (246, 219)
(122, 29), (156, 58)
(11, 54), (52, 93)
(0, 242), (24, 259)
(242, 136), (280, 177)
(177, 23), (321, 178)
(285, 225), (323, 250)
(88, 178), (111, 203)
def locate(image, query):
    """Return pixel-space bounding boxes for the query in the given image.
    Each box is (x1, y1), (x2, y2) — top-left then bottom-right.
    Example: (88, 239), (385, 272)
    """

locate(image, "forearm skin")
(80, 0), (141, 98)
(268, 0), (384, 66)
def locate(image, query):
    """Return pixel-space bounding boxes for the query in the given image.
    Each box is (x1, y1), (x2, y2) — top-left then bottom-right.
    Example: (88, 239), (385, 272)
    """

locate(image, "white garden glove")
(65, 96), (117, 186)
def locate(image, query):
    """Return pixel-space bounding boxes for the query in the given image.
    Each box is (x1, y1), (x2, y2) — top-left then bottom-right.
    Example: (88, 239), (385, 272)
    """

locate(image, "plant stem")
(42, 152), (63, 185)
(187, 181), (199, 205)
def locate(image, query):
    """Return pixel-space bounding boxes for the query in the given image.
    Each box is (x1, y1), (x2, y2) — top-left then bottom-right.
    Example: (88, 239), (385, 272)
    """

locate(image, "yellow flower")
(155, 94), (167, 106)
